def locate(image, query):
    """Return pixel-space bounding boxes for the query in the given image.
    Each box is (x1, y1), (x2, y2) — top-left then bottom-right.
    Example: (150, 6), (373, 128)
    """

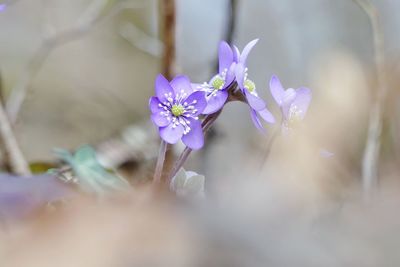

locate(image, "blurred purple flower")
(320, 149), (334, 158)
(0, 3), (6, 12)
(150, 74), (207, 150)
(0, 174), (75, 220)
(269, 75), (312, 131)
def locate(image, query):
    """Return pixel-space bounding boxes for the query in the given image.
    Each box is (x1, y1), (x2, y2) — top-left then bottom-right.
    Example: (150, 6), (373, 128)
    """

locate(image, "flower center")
(287, 105), (303, 127)
(171, 104), (185, 117)
(244, 79), (256, 92)
(211, 76), (225, 90)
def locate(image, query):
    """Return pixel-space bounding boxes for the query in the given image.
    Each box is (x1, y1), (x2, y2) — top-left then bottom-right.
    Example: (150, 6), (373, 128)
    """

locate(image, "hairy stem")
(153, 140), (168, 185)
(169, 110), (222, 179)
(258, 113), (284, 172)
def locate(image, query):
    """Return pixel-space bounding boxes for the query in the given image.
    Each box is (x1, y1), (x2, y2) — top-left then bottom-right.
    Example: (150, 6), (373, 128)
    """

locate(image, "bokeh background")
(1, 0), (400, 266)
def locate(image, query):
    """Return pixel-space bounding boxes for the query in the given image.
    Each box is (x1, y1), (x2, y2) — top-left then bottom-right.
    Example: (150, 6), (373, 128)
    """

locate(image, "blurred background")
(0, 0), (400, 266)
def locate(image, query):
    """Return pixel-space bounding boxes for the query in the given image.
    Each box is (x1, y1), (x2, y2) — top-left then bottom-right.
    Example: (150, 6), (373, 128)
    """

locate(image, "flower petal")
(224, 62), (236, 88)
(239, 38), (259, 65)
(191, 83), (203, 92)
(0, 174), (75, 219)
(149, 97), (161, 113)
(202, 90), (228, 114)
(218, 41), (234, 74)
(258, 107), (275, 124)
(269, 75), (285, 106)
(155, 74), (175, 102)
(185, 91), (207, 115)
(151, 113), (170, 127)
(281, 88), (297, 119)
(293, 87), (312, 119)
(159, 124), (184, 144)
(235, 63), (245, 89)
(282, 88), (297, 106)
(320, 149), (334, 158)
(171, 75), (193, 96)
(182, 119), (204, 150)
(249, 107), (264, 131)
(245, 90), (266, 111)
(233, 45), (240, 62)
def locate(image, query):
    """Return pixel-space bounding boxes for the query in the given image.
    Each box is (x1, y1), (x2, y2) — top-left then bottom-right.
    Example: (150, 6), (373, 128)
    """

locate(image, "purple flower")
(232, 39), (275, 130)
(269, 75), (312, 130)
(196, 39), (275, 130)
(195, 41), (236, 114)
(0, 174), (75, 220)
(150, 74), (207, 150)
(320, 149), (334, 158)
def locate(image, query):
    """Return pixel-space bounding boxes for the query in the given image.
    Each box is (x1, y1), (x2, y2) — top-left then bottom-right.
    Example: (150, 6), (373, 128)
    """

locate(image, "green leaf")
(170, 168), (187, 192)
(29, 162), (57, 174)
(54, 145), (130, 196)
(170, 168), (205, 198)
(183, 174), (205, 195)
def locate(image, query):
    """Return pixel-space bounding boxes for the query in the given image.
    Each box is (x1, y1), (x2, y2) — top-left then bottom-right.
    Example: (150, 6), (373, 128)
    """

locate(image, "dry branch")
(352, 0), (388, 196)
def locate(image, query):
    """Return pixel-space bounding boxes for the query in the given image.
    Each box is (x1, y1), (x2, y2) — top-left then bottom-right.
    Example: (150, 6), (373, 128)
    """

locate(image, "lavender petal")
(202, 90), (228, 115)
(181, 119), (204, 150)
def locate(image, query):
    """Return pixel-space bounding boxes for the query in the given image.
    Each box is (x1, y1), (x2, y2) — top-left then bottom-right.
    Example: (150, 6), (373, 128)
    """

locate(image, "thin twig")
(352, 0), (387, 196)
(259, 113), (284, 171)
(5, 0), (142, 124)
(0, 73), (30, 176)
(118, 22), (163, 57)
(213, 0), (238, 72)
(260, 127), (279, 169)
(225, 0), (238, 45)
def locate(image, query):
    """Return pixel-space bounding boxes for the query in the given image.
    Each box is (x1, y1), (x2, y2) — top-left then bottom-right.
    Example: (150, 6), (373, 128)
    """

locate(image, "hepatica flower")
(269, 75), (312, 131)
(196, 41), (235, 114)
(196, 39), (275, 130)
(233, 39), (275, 130)
(150, 74), (207, 150)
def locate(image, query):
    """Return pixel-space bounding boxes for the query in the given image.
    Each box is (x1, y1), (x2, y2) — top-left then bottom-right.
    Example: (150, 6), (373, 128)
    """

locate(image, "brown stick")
(161, 0), (176, 80)
(352, 0), (387, 196)
(157, 0), (177, 183)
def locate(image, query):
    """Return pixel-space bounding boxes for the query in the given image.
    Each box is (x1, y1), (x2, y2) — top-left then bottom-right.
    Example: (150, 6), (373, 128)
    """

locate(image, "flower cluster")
(149, 39), (312, 150)
(195, 39), (275, 130)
